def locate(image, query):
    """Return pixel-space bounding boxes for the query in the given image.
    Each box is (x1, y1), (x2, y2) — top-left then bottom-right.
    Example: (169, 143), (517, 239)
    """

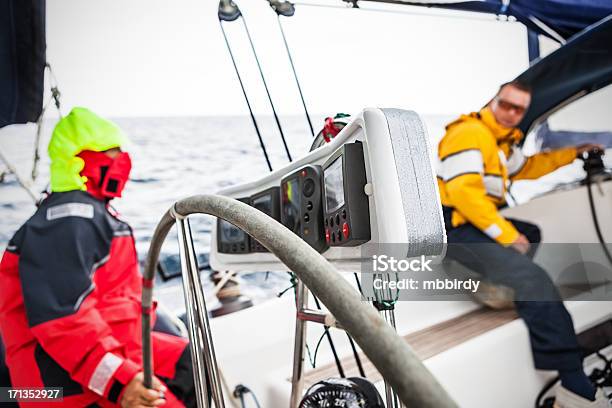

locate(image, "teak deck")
(299, 307), (519, 387)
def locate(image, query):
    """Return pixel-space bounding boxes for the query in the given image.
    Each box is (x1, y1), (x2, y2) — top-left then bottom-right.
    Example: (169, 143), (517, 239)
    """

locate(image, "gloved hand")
(121, 372), (167, 408)
(576, 143), (605, 157)
(511, 233), (530, 255)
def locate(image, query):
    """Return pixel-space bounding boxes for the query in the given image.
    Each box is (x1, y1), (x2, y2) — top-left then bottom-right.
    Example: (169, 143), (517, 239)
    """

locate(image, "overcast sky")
(44, 0), (536, 118)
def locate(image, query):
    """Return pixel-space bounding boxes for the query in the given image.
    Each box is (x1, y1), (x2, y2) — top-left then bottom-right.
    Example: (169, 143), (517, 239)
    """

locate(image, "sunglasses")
(495, 97), (528, 115)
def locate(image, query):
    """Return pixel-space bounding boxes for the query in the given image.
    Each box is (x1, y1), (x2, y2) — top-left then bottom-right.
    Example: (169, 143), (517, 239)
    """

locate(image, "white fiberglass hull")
(162, 180), (611, 407)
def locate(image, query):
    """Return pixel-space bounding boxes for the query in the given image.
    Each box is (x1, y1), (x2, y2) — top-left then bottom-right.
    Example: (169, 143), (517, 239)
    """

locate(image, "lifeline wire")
(240, 16), (293, 162)
(219, 20), (273, 172)
(276, 15), (315, 137)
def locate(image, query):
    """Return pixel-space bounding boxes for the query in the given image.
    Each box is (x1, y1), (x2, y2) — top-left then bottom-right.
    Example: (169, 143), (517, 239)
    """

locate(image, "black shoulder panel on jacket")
(16, 191), (115, 327)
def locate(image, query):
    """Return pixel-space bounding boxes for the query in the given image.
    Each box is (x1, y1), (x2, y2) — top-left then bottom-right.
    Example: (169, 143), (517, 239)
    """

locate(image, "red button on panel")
(342, 222), (349, 239)
(325, 229), (331, 244)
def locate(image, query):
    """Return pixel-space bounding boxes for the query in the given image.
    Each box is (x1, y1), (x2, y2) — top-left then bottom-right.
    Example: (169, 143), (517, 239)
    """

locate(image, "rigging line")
(292, 1), (514, 23)
(346, 333), (366, 377)
(234, 385), (262, 408)
(46, 62), (63, 117)
(535, 375), (559, 408)
(586, 172), (612, 265)
(32, 93), (53, 182)
(312, 295), (346, 378)
(528, 15), (566, 44)
(219, 20), (273, 172)
(292, 1), (346, 10)
(32, 63), (63, 182)
(240, 16), (293, 162)
(353, 272), (363, 295)
(349, 272), (366, 377)
(276, 15), (315, 137)
(306, 329), (329, 367)
(0, 148), (38, 203)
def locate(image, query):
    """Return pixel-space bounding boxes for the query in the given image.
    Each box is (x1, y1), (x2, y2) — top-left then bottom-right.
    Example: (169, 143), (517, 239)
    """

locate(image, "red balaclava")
(78, 150), (132, 200)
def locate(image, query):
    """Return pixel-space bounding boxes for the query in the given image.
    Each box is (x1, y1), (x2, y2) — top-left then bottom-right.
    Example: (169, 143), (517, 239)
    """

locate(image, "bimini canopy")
(354, 0), (612, 41)
(516, 15), (612, 134)
(0, 0), (46, 129)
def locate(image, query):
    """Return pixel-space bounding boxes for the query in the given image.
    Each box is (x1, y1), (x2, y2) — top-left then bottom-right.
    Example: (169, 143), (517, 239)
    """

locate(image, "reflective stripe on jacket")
(437, 107), (577, 244)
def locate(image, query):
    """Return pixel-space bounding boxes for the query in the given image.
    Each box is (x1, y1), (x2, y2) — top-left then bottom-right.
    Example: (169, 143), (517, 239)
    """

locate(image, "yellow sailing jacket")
(437, 107), (577, 244)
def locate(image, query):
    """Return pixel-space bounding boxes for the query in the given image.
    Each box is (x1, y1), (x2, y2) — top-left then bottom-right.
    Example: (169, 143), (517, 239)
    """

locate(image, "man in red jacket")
(0, 108), (194, 407)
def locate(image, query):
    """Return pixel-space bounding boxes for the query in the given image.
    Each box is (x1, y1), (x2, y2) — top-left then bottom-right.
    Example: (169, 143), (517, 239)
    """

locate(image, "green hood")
(48, 107), (129, 192)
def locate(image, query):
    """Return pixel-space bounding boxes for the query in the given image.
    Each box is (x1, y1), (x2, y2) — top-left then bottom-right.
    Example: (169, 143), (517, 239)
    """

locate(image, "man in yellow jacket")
(438, 81), (606, 407)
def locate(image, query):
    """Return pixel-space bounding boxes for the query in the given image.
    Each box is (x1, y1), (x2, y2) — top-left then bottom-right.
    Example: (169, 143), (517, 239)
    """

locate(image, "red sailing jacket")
(0, 190), (154, 406)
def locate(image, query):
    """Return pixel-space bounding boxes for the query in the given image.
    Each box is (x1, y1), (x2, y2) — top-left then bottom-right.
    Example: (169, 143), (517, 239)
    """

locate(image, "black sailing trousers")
(443, 207), (583, 371)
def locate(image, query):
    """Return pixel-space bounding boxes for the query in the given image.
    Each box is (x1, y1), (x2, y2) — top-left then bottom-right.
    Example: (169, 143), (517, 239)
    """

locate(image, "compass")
(299, 377), (385, 408)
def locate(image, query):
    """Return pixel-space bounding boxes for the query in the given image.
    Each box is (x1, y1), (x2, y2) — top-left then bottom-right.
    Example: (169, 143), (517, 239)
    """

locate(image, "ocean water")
(0, 113), (594, 312)
(0, 115), (330, 310)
